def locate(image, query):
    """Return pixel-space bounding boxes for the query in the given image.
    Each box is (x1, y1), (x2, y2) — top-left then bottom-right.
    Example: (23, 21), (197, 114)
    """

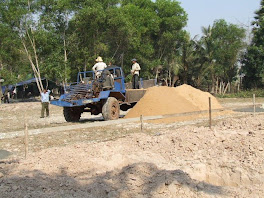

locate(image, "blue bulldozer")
(51, 66), (152, 122)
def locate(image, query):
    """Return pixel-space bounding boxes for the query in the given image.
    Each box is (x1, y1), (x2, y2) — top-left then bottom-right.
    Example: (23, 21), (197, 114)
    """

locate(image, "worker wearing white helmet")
(92, 56), (107, 78)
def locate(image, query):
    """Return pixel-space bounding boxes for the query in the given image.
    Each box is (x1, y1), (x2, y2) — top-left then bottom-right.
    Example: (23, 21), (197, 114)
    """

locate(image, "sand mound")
(125, 84), (222, 118)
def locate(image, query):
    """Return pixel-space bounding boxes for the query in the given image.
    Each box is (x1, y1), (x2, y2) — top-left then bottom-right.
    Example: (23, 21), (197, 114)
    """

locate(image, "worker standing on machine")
(92, 56), (107, 78)
(131, 58), (141, 89)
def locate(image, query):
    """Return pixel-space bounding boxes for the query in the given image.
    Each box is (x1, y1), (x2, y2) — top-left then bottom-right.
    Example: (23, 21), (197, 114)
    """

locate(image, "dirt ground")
(0, 98), (264, 197)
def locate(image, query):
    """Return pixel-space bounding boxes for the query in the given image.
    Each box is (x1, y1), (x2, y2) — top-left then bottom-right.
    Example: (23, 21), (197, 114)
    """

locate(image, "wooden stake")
(209, 97), (212, 129)
(140, 115), (143, 132)
(253, 94), (256, 117)
(24, 117), (29, 159)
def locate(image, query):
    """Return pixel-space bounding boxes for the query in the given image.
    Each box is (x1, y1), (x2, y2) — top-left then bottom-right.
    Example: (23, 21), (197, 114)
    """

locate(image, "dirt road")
(0, 99), (264, 197)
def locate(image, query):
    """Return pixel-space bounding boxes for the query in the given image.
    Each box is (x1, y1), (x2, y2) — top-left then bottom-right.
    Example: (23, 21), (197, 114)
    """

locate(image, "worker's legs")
(41, 103), (45, 118)
(41, 102), (49, 117)
(4, 95), (9, 103)
(45, 102), (49, 117)
(133, 74), (139, 89)
(132, 75), (136, 89)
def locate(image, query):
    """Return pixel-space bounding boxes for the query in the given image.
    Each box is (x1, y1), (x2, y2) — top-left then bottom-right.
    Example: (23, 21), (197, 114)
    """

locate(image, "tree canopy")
(242, 0), (264, 88)
(0, 0), (250, 93)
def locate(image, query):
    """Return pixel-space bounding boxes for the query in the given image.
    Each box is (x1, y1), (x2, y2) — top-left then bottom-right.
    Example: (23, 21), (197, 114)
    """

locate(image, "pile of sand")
(125, 84), (223, 118)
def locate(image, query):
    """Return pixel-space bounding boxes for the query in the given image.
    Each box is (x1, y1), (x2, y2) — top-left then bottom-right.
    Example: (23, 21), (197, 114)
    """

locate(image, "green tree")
(195, 20), (245, 92)
(0, 0), (30, 85)
(36, 0), (77, 84)
(0, 0), (189, 87)
(153, 0), (187, 83)
(211, 19), (245, 84)
(69, 0), (187, 82)
(242, 0), (264, 88)
(174, 32), (196, 85)
(68, 0), (114, 73)
(108, 0), (159, 79)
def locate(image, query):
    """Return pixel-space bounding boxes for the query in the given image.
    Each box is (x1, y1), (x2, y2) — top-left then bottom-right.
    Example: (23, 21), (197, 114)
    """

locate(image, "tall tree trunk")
(171, 75), (179, 87)
(22, 40), (43, 93)
(182, 47), (188, 84)
(183, 62), (188, 84)
(84, 57), (87, 72)
(21, 27), (44, 93)
(63, 30), (68, 84)
(0, 82), (2, 98)
(196, 76), (202, 89)
(155, 69), (159, 81)
(28, 29), (43, 90)
(0, 61), (3, 97)
(22, 1), (43, 93)
(168, 68), (172, 87)
(121, 53), (124, 69)
(215, 77), (219, 94)
(210, 70), (215, 93)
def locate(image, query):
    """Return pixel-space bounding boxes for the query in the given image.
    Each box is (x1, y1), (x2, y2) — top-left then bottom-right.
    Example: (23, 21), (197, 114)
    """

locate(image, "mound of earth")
(125, 84), (222, 118)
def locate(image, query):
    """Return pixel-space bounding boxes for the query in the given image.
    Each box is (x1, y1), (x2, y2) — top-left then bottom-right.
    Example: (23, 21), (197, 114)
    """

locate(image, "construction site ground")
(0, 98), (264, 197)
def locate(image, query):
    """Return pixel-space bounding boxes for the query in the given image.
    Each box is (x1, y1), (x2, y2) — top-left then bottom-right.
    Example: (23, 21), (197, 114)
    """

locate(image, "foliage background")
(0, 0), (262, 93)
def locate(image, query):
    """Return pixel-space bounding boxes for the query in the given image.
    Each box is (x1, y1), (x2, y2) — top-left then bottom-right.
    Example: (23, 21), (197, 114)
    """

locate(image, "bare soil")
(0, 98), (264, 197)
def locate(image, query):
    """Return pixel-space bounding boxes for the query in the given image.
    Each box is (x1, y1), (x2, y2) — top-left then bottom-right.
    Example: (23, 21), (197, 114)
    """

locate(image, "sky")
(179, 0), (261, 37)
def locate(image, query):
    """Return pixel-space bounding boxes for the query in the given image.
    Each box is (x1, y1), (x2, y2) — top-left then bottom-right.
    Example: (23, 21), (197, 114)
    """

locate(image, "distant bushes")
(216, 89), (264, 98)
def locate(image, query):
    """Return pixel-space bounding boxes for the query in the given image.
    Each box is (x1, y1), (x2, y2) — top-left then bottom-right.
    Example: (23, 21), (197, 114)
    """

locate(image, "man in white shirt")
(40, 89), (51, 118)
(131, 58), (141, 89)
(92, 56), (107, 78)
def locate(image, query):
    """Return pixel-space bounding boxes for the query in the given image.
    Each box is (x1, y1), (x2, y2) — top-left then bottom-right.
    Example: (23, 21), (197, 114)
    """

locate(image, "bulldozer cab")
(105, 66), (125, 93)
(99, 66), (124, 92)
(76, 66), (125, 93)
(77, 71), (95, 84)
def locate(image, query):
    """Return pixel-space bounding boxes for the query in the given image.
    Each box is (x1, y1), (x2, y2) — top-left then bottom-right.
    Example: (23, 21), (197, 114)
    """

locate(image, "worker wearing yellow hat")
(92, 56), (107, 78)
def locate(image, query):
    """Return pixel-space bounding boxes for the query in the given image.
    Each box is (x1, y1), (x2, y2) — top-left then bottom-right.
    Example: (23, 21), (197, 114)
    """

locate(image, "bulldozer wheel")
(102, 97), (120, 120)
(63, 107), (82, 122)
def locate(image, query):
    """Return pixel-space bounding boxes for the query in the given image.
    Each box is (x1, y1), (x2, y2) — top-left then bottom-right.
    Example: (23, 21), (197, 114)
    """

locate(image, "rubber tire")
(102, 97), (120, 120)
(63, 107), (82, 122)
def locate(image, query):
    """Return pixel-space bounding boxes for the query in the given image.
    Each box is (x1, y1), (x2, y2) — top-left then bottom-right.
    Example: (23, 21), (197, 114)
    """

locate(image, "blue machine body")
(50, 66), (126, 107)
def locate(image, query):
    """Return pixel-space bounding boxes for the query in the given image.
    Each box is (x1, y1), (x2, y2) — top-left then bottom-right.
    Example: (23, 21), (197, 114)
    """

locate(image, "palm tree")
(176, 34), (197, 85)
(200, 25), (217, 93)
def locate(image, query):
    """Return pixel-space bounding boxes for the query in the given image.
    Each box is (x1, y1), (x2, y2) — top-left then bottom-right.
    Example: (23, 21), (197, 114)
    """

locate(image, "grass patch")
(216, 89), (264, 98)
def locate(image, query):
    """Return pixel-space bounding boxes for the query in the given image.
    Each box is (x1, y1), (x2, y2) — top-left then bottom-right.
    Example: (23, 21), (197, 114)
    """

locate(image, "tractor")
(51, 66), (149, 122)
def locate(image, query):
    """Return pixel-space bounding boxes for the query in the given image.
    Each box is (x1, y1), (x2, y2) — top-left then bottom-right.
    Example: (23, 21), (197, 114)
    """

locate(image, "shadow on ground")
(234, 106), (264, 113)
(0, 162), (225, 198)
(0, 150), (12, 160)
(79, 114), (125, 123)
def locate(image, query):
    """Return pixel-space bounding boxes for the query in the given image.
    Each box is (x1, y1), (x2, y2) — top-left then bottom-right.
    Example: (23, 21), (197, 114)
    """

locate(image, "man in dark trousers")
(40, 89), (51, 118)
(131, 58), (141, 89)
(3, 86), (9, 103)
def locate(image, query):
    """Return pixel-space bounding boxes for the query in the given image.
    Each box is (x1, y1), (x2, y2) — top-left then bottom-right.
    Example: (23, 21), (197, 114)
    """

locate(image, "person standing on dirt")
(131, 58), (141, 89)
(3, 86), (10, 103)
(92, 56), (107, 78)
(40, 89), (51, 118)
